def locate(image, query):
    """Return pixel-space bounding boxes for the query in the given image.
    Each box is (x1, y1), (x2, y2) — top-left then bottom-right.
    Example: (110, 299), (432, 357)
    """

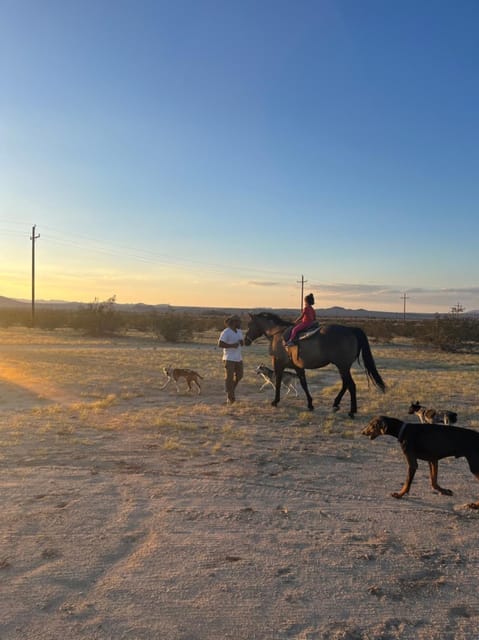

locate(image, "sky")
(1, 0), (479, 314)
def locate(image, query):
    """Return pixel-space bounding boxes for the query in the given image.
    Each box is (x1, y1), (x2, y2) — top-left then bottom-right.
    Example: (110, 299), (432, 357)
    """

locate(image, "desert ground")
(1, 327), (479, 639)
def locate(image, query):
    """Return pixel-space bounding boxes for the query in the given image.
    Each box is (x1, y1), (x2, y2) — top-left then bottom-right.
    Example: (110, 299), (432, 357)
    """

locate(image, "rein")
(247, 326), (286, 342)
(268, 328), (286, 337)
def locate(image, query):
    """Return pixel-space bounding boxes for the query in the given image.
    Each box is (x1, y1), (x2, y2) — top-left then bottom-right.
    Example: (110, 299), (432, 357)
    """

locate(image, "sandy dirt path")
(0, 331), (479, 639)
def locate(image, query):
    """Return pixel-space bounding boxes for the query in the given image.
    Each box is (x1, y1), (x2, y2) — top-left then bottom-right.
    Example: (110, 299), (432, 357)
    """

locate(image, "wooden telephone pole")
(401, 291), (409, 322)
(31, 224), (40, 326)
(297, 274), (308, 312)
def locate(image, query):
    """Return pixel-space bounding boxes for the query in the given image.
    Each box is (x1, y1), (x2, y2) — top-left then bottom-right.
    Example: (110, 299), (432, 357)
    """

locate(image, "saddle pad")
(299, 326), (321, 341)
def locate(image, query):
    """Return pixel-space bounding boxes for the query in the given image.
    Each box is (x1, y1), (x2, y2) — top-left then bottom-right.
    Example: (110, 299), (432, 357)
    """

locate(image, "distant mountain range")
(2, 295), (478, 319)
(0, 296), (28, 308)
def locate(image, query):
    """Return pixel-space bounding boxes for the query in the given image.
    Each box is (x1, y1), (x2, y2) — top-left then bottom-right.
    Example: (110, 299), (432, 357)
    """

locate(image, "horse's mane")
(254, 311), (292, 327)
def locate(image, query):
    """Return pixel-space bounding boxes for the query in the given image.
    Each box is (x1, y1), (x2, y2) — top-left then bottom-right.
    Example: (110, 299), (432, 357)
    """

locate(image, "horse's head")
(245, 312), (291, 345)
(244, 313), (263, 346)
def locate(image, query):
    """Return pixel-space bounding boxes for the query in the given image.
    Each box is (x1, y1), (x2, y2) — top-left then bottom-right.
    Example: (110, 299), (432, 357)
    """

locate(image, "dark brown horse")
(244, 312), (386, 417)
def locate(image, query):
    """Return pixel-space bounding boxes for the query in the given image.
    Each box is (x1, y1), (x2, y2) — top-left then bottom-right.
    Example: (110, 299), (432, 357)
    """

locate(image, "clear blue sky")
(1, 0), (478, 312)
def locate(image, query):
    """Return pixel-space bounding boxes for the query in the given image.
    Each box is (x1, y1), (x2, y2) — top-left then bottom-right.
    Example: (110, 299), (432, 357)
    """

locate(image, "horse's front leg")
(271, 363), (283, 407)
(297, 368), (314, 411)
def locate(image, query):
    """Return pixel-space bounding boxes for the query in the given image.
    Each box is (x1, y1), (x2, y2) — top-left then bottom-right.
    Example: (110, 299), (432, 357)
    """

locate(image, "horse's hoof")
(308, 405), (314, 412)
(348, 412), (355, 419)
(271, 401), (278, 408)
(332, 406), (339, 413)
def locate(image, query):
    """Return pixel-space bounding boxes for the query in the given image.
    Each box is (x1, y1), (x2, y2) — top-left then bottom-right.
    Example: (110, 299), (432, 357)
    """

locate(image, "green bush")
(1, 303), (478, 353)
(34, 308), (72, 330)
(412, 317), (479, 352)
(70, 296), (125, 337)
(151, 312), (194, 343)
(0, 309), (31, 328)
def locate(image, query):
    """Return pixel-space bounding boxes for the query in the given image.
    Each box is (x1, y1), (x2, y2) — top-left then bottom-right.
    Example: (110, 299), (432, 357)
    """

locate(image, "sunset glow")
(2, 3), (479, 314)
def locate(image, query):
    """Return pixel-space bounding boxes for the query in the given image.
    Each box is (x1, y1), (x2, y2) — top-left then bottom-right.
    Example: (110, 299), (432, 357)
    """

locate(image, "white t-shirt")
(219, 327), (243, 362)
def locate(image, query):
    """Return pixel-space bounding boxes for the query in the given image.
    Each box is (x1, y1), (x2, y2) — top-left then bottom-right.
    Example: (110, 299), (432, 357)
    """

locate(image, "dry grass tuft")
(1, 328), (479, 454)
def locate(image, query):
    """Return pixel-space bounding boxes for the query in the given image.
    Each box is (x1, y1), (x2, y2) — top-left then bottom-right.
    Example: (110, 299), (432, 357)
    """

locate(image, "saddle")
(283, 322), (320, 344)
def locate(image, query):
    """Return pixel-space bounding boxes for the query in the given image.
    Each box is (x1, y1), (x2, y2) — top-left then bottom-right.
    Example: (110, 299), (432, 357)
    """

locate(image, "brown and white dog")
(408, 401), (457, 426)
(161, 366), (203, 394)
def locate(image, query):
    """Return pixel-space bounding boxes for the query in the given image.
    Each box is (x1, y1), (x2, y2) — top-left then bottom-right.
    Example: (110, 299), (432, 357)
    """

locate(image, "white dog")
(255, 364), (298, 397)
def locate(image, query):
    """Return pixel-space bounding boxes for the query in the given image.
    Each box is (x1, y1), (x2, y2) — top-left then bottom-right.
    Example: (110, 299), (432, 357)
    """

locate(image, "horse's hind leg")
(333, 370), (357, 418)
(347, 374), (357, 417)
(332, 381), (347, 413)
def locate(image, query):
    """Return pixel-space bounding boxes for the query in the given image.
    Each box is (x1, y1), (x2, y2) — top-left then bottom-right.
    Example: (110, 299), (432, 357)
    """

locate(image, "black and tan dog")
(362, 415), (479, 509)
(408, 401), (457, 426)
(161, 366), (203, 394)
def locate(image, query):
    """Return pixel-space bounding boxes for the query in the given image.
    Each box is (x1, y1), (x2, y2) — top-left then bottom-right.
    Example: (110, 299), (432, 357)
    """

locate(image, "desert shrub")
(150, 312), (195, 343)
(70, 296), (125, 337)
(352, 319), (396, 343)
(0, 309), (31, 328)
(320, 316), (479, 352)
(412, 317), (479, 352)
(124, 311), (152, 332)
(34, 308), (73, 330)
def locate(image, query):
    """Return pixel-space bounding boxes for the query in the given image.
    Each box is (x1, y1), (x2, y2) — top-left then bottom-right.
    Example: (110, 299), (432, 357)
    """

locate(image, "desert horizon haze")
(1, 252), (479, 315)
(0, 291), (477, 321)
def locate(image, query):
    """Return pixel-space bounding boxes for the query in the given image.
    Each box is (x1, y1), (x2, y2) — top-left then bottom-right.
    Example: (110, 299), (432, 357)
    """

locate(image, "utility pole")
(401, 291), (409, 322)
(297, 274), (307, 312)
(30, 224), (40, 326)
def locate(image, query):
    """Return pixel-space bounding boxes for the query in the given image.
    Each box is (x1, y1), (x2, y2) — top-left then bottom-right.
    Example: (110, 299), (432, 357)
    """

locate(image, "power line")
(0, 219), (316, 288)
(27, 223), (303, 280)
(1, 221), (305, 302)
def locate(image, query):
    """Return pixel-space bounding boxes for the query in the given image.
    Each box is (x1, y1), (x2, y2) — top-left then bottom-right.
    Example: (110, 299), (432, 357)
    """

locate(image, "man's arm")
(218, 340), (240, 349)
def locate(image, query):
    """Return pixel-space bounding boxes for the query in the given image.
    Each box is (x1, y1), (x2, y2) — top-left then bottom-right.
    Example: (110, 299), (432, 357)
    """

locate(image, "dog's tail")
(184, 369), (203, 379)
(353, 328), (387, 393)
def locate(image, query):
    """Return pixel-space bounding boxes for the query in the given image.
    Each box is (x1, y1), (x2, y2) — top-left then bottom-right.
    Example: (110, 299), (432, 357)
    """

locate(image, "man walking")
(218, 315), (244, 404)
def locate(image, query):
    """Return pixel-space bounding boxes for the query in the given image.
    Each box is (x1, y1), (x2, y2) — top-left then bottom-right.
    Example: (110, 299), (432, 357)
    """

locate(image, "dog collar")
(398, 421), (408, 442)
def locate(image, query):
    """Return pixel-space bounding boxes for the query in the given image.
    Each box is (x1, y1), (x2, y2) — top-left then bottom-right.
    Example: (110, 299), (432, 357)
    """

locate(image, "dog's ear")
(377, 416), (388, 434)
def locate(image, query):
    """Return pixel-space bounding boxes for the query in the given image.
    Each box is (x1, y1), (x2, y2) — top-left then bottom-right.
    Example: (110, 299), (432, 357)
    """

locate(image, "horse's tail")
(353, 328), (386, 392)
